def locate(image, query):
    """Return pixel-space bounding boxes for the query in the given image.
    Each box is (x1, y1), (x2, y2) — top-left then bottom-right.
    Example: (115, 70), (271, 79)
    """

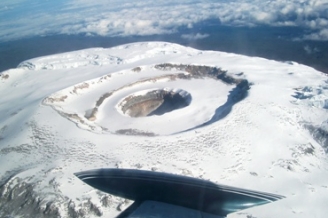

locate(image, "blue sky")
(0, 0), (328, 42)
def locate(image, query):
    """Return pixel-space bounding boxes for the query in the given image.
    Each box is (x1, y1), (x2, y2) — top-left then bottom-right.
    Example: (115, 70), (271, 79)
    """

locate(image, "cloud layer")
(0, 0), (328, 41)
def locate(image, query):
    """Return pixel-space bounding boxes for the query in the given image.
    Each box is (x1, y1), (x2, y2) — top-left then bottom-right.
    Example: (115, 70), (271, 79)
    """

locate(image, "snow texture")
(0, 42), (328, 218)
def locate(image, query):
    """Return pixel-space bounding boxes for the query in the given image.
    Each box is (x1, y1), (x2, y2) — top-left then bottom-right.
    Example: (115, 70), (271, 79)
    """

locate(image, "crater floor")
(118, 88), (192, 117)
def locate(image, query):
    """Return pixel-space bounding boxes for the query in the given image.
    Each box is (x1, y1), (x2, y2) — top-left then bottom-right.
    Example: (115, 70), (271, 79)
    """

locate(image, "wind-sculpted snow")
(18, 48), (124, 70)
(0, 42), (328, 218)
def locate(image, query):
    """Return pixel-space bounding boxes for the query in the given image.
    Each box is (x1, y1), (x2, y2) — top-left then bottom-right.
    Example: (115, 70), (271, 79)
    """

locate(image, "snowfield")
(0, 42), (327, 217)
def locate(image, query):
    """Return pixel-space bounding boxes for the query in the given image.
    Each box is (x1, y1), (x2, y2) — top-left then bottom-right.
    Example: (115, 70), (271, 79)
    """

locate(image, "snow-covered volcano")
(0, 42), (327, 217)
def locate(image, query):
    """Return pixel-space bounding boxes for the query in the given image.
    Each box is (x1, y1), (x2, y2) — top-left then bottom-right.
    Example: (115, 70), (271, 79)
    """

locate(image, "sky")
(1, 0), (328, 42)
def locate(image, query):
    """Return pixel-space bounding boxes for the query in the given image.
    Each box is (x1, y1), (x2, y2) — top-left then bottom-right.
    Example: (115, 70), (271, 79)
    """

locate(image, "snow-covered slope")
(0, 42), (327, 218)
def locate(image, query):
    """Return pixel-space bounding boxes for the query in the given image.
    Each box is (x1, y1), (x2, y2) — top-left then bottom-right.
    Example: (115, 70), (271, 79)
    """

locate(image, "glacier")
(0, 42), (327, 218)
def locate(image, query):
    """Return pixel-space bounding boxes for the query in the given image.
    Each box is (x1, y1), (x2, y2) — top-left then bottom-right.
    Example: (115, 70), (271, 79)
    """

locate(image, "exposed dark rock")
(0, 177), (109, 218)
(96, 93), (113, 107)
(73, 83), (89, 94)
(149, 91), (191, 116)
(46, 95), (68, 103)
(132, 67), (141, 72)
(116, 129), (156, 136)
(1, 74), (9, 79)
(18, 61), (36, 70)
(100, 195), (111, 207)
(154, 63), (248, 86)
(120, 89), (191, 117)
(304, 124), (328, 153)
(0, 178), (58, 218)
(292, 92), (314, 100)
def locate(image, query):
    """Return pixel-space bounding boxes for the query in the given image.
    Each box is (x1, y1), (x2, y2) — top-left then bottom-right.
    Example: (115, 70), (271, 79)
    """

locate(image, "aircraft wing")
(75, 168), (284, 217)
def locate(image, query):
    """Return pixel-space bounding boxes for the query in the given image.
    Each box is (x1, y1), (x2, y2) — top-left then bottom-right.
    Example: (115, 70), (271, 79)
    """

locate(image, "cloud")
(181, 33), (209, 40)
(0, 0), (328, 42)
(303, 29), (328, 41)
(303, 45), (320, 54)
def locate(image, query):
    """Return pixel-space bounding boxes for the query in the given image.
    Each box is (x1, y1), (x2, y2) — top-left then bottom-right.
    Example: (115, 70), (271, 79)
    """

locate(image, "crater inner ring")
(118, 88), (192, 117)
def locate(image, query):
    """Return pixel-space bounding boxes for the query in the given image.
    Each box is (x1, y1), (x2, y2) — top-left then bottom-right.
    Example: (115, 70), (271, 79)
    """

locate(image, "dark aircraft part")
(75, 168), (284, 217)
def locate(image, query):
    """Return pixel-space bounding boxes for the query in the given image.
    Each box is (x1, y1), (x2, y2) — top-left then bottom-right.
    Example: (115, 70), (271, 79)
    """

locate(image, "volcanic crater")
(118, 89), (192, 117)
(43, 62), (250, 135)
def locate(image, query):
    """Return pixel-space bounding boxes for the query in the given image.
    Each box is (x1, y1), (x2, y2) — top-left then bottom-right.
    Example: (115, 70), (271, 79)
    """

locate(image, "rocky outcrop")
(0, 176), (119, 218)
(1, 74), (9, 80)
(305, 124), (328, 153)
(155, 63), (249, 86)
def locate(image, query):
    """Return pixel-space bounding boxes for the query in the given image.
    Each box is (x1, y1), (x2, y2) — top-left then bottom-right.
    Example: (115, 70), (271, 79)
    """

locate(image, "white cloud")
(303, 29), (328, 41)
(0, 0), (328, 41)
(181, 33), (209, 40)
(303, 45), (320, 54)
